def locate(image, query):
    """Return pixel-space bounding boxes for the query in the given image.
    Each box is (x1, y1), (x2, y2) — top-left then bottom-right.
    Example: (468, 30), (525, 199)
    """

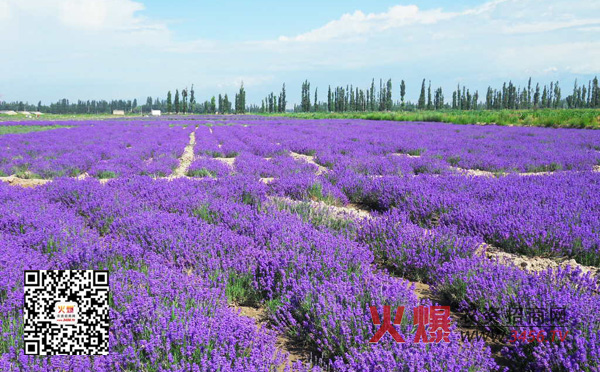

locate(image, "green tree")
(418, 79), (426, 110)
(210, 96), (216, 114)
(190, 85), (196, 113)
(427, 80), (432, 110)
(386, 79), (393, 111)
(279, 83), (287, 112)
(182, 88), (188, 114)
(174, 89), (180, 114)
(166, 91), (172, 113)
(235, 82), (246, 113)
(223, 94), (231, 113)
(146, 96), (153, 112)
(400, 80), (406, 109)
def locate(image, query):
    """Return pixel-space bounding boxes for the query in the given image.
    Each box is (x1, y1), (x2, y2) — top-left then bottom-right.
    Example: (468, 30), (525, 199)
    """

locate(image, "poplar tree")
(190, 85), (196, 113)
(174, 89), (180, 113)
(210, 96), (216, 114)
(223, 94), (231, 113)
(400, 80), (406, 109)
(427, 81), (432, 110)
(166, 91), (172, 113)
(369, 79), (375, 111)
(182, 88), (188, 114)
(418, 79), (426, 110)
(386, 79), (393, 111)
(279, 83), (286, 112)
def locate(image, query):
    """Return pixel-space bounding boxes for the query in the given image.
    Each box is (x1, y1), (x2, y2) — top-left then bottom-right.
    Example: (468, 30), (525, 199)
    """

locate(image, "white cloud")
(0, 1), (9, 20)
(278, 5), (460, 43)
(1, 0), (599, 104)
(503, 19), (600, 34)
(58, 0), (145, 30)
(1, 0), (169, 40)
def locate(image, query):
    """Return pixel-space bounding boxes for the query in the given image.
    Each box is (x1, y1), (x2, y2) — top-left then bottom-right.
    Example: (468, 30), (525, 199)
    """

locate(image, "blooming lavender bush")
(433, 256), (600, 371)
(358, 210), (482, 282)
(2, 116), (600, 371)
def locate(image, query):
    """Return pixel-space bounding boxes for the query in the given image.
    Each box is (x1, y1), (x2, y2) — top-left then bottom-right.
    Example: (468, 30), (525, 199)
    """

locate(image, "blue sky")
(1, 0), (599, 106)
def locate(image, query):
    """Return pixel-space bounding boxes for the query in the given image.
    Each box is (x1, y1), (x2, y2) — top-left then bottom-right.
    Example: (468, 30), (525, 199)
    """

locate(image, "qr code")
(23, 270), (109, 355)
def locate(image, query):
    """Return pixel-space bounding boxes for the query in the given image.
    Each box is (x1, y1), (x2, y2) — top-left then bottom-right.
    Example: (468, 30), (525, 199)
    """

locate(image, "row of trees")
(261, 84), (287, 113)
(289, 77), (600, 113)
(2, 78), (599, 115)
(163, 83), (246, 114)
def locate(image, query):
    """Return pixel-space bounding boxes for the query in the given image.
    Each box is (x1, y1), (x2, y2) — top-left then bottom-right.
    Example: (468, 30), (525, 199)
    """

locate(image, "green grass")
(0, 113), (146, 122)
(186, 168), (217, 178)
(264, 109), (600, 129)
(271, 198), (357, 236)
(0, 125), (72, 135)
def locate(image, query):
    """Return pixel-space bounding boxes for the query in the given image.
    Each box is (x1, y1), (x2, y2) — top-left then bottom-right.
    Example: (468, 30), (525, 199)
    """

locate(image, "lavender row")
(332, 171), (600, 266)
(0, 177), (499, 371)
(432, 256), (600, 371)
(0, 124), (192, 179)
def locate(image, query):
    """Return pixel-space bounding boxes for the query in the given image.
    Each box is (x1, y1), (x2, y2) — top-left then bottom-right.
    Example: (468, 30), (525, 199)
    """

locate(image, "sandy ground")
(213, 157), (236, 168)
(392, 152), (421, 158)
(450, 166), (496, 177)
(171, 131), (196, 178)
(259, 177), (274, 184)
(480, 244), (598, 277)
(270, 196), (372, 220)
(0, 176), (50, 187)
(290, 152), (328, 175)
(232, 305), (309, 372)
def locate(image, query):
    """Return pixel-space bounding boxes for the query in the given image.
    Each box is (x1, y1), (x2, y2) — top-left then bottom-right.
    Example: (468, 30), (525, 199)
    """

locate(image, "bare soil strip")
(232, 305), (311, 372)
(480, 244), (598, 277)
(518, 171), (555, 176)
(392, 152), (421, 158)
(213, 157), (236, 168)
(450, 166), (496, 177)
(0, 176), (50, 187)
(260, 177), (274, 184)
(170, 131), (196, 178)
(451, 166), (563, 177)
(289, 152), (328, 175)
(269, 196), (372, 220)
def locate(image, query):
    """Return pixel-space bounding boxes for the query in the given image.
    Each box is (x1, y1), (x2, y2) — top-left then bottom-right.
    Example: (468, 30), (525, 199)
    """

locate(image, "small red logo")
(370, 305), (451, 343)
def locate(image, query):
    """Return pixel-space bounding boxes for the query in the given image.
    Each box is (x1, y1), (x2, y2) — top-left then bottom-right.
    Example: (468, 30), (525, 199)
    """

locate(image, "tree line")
(289, 76), (600, 113)
(2, 77), (599, 115)
(0, 83), (247, 115)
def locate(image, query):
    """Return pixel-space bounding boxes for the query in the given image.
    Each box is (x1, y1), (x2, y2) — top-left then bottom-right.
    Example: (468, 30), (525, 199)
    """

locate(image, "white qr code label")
(23, 270), (109, 355)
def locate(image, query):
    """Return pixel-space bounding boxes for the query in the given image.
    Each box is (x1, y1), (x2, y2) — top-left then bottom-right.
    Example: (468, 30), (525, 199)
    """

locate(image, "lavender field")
(1, 116), (600, 371)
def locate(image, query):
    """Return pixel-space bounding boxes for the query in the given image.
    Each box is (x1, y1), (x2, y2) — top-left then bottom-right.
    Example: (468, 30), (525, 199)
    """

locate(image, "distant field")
(0, 113), (133, 122)
(0, 125), (72, 135)
(4, 109), (600, 128)
(1, 116), (600, 371)
(272, 109), (600, 128)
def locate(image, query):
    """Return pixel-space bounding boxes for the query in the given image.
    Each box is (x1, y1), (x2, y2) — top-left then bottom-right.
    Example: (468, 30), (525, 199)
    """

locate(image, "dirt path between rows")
(0, 176), (50, 187)
(290, 152), (328, 175)
(232, 305), (313, 372)
(170, 131), (196, 178)
(480, 244), (598, 277)
(269, 196), (372, 220)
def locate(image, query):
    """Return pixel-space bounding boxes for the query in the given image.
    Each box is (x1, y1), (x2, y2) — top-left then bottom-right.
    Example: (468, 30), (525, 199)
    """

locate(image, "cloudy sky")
(1, 0), (599, 105)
